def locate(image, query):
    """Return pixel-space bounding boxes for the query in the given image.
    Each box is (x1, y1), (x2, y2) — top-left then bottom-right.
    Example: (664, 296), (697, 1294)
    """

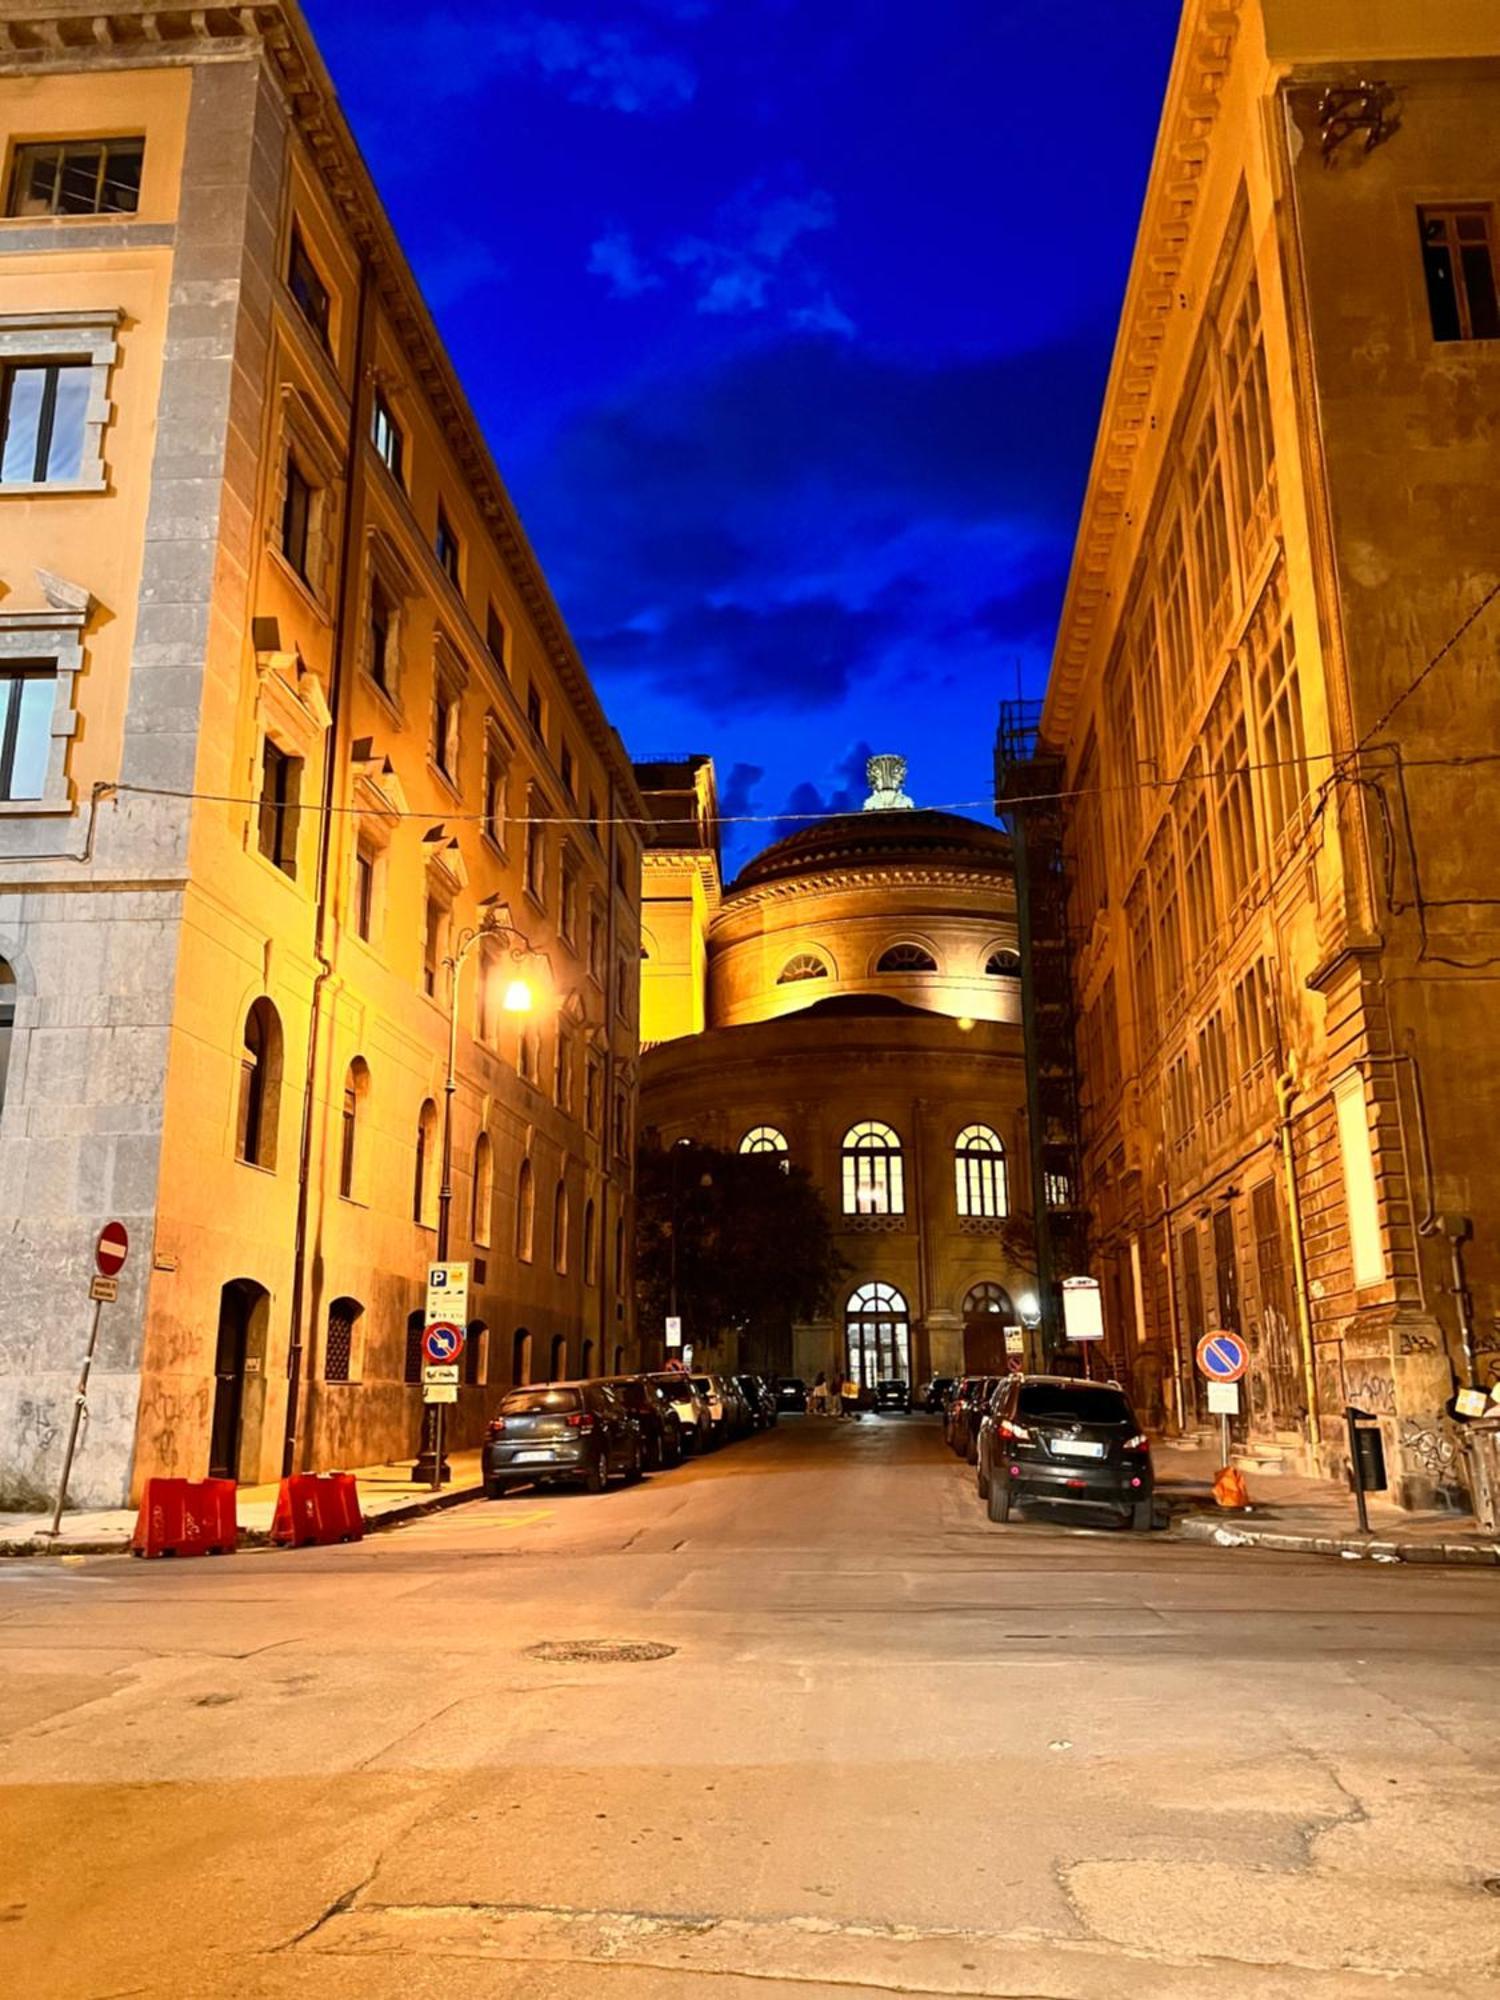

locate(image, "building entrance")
(210, 1279), (265, 1480)
(845, 1281), (910, 1389)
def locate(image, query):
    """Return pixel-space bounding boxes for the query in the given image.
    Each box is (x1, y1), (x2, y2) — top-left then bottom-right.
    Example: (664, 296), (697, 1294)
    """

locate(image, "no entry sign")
(95, 1221), (129, 1278)
(1196, 1330), (1248, 1383)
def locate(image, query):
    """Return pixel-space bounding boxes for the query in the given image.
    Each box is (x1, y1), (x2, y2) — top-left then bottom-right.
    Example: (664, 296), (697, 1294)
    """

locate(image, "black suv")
(602, 1375), (684, 1470)
(483, 1381), (643, 1495)
(874, 1378), (911, 1412)
(950, 1376), (998, 1462)
(977, 1375), (1153, 1529)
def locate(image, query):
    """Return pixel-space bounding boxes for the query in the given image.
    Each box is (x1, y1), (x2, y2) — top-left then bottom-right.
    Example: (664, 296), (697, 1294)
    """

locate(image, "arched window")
(777, 952), (829, 985)
(841, 1120), (905, 1216)
(413, 1098), (438, 1227)
(0, 957), (15, 1114)
(404, 1307), (424, 1384)
(845, 1281), (910, 1390)
(552, 1178), (569, 1274)
(739, 1125), (789, 1157)
(512, 1327), (532, 1386)
(985, 947), (1021, 977)
(237, 997), (282, 1169)
(323, 1296), (363, 1383)
(580, 1337), (595, 1379)
(516, 1158), (535, 1261)
(955, 1124), (1007, 1218)
(549, 1331), (568, 1379)
(464, 1318), (487, 1386)
(583, 1199), (598, 1284)
(963, 1281), (1014, 1323)
(339, 1057), (369, 1200)
(471, 1131), (494, 1247)
(875, 942), (937, 974)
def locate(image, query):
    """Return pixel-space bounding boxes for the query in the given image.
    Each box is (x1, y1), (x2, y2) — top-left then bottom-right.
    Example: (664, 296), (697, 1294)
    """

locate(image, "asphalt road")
(3, 1412), (1500, 2000)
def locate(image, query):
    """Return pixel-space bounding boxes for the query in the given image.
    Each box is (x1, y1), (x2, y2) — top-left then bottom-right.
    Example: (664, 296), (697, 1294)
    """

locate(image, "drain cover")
(525, 1639), (676, 1664)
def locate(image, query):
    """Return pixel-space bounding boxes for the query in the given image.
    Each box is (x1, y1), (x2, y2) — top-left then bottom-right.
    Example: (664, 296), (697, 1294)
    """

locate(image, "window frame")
(287, 225), (332, 350)
(1418, 203), (1500, 345)
(0, 309), (120, 495)
(434, 503), (462, 588)
(256, 735), (301, 879)
(370, 389), (404, 483)
(7, 137), (145, 218)
(954, 1123), (1007, 1220)
(841, 1119), (905, 1218)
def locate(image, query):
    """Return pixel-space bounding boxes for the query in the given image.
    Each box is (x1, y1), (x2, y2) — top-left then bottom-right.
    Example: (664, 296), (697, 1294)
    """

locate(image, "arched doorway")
(845, 1281), (909, 1391)
(580, 1337), (595, 1379)
(549, 1332), (567, 1380)
(211, 1279), (268, 1480)
(511, 1328), (532, 1387)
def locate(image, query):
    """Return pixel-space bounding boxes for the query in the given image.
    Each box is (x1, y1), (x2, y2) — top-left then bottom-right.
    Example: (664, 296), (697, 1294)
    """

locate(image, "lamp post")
(413, 899), (538, 1487)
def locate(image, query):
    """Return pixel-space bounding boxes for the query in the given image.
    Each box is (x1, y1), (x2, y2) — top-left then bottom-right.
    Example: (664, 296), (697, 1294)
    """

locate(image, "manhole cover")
(524, 1639), (677, 1664)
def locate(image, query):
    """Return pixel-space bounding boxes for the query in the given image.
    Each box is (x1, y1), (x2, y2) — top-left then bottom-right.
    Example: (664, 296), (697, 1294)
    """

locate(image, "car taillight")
(566, 1412), (596, 1433)
(486, 1417), (506, 1437)
(1123, 1432), (1149, 1452)
(998, 1420), (1031, 1443)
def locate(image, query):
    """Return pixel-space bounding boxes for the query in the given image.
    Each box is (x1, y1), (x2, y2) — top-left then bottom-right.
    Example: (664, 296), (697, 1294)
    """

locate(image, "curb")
(0, 1480), (485, 1561)
(1177, 1512), (1500, 1567)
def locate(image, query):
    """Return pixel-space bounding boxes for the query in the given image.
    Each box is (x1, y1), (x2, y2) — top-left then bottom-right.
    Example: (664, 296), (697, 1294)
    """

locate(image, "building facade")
(0, 0), (642, 1508)
(640, 756), (1035, 1387)
(1005, 0), (1500, 1506)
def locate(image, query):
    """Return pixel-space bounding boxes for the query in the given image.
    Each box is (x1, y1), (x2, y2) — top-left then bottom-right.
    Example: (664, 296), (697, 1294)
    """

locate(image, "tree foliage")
(635, 1140), (845, 1348)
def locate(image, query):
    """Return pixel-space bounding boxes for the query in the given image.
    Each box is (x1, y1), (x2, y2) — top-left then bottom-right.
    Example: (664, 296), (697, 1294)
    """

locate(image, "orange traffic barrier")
(1212, 1463), (1250, 1510)
(271, 1472), (364, 1547)
(130, 1477), (239, 1558)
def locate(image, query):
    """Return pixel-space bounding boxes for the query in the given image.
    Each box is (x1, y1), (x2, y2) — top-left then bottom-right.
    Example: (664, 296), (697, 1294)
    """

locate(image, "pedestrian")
(841, 1375), (861, 1421)
(810, 1369), (830, 1415)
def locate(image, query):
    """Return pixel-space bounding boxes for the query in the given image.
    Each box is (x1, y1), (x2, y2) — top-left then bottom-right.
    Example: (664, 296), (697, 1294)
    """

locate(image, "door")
(1251, 1180), (1303, 1431)
(210, 1280), (263, 1480)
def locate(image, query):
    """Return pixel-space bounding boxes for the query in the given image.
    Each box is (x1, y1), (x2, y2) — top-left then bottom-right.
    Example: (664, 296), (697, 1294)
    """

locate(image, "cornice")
(1040, 0), (1246, 748)
(0, 1), (644, 818)
(720, 861), (1016, 915)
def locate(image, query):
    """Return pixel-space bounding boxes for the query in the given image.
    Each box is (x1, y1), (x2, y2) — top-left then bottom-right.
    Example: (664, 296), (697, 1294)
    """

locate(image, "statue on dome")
(862, 753), (914, 812)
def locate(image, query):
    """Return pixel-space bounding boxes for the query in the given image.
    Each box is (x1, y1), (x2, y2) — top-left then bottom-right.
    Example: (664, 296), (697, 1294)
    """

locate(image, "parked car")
(483, 1381), (643, 1496)
(874, 1378), (911, 1412)
(649, 1372), (714, 1453)
(733, 1373), (774, 1429)
(920, 1376), (955, 1414)
(776, 1377), (808, 1413)
(603, 1375), (684, 1470)
(690, 1373), (729, 1443)
(946, 1376), (991, 1456)
(977, 1375), (1154, 1530)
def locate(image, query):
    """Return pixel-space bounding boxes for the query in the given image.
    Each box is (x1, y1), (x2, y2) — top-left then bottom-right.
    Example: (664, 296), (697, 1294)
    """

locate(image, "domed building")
(635, 754), (1036, 1388)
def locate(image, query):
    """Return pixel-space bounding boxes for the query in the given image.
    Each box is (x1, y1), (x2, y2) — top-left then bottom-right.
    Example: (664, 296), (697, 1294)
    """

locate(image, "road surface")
(3, 1412), (1499, 1998)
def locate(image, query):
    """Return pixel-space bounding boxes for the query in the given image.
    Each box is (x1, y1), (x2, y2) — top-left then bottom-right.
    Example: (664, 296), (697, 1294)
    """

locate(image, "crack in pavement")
(276, 1865), (380, 1951)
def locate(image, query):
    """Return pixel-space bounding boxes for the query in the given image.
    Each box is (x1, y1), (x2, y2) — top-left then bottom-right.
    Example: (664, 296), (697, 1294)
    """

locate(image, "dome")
(730, 807), (1012, 895)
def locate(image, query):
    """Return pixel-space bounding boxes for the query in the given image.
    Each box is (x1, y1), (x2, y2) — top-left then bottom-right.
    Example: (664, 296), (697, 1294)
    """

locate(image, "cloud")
(967, 562), (1073, 646)
(770, 740), (874, 840)
(403, 11), (697, 114)
(790, 292), (857, 338)
(718, 760), (764, 821)
(670, 184), (837, 318)
(588, 228), (663, 297)
(414, 234), (508, 309)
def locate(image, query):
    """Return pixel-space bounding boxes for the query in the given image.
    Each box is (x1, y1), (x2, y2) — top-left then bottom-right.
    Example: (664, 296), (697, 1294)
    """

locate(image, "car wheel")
(1131, 1499), (1154, 1532)
(647, 1434), (663, 1471)
(583, 1452), (607, 1495)
(987, 1475), (1013, 1524)
(625, 1442), (644, 1484)
(484, 1479), (507, 1500)
(976, 1449), (990, 1502)
(965, 1434), (979, 1466)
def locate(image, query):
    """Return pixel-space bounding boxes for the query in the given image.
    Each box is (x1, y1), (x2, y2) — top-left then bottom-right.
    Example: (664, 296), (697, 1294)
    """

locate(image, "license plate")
(513, 1449), (554, 1464)
(1051, 1439), (1104, 1459)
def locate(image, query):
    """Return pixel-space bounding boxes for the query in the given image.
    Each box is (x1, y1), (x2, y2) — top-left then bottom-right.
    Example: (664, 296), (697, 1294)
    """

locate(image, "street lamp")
(415, 898), (542, 1486)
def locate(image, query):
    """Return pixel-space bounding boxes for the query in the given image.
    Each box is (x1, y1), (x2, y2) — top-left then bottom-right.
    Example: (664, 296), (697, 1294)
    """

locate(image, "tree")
(635, 1140), (845, 1359)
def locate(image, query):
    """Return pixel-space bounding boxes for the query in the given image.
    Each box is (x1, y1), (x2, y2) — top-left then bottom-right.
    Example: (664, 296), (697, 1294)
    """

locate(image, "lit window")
(1419, 205), (1500, 344)
(984, 948), (1021, 977)
(845, 1281), (910, 1391)
(963, 1281), (1013, 1321)
(370, 391), (403, 480)
(876, 942), (937, 974)
(7, 138), (143, 217)
(288, 227), (330, 347)
(0, 665), (55, 800)
(777, 953), (828, 985)
(954, 1124), (1007, 1219)
(0, 362), (89, 484)
(739, 1125), (789, 1157)
(841, 1120), (904, 1216)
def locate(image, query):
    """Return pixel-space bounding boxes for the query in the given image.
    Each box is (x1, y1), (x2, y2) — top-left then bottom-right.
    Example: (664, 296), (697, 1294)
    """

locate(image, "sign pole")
(45, 1297), (104, 1536)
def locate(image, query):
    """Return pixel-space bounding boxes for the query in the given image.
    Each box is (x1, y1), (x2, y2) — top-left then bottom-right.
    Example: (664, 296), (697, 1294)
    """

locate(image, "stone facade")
(1015, 0), (1500, 1507)
(0, 3), (641, 1507)
(639, 759), (1033, 1386)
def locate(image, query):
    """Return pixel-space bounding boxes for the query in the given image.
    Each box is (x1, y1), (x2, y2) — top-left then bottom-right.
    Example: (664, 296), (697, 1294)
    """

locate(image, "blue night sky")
(304, 0), (1182, 871)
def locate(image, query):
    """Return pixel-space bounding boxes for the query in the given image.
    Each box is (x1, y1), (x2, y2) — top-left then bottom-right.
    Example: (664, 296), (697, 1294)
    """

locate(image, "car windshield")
(1016, 1384), (1133, 1426)
(656, 1379), (695, 1402)
(690, 1376), (714, 1393)
(782, 1379), (805, 1391)
(500, 1388), (580, 1415)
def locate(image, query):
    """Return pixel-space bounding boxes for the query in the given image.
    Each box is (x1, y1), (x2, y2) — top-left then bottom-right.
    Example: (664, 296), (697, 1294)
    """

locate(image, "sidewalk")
(1154, 1437), (1500, 1567)
(0, 1448), (487, 1558)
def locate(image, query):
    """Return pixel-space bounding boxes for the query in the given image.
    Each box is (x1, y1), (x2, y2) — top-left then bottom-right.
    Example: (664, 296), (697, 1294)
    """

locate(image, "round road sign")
(1196, 1330), (1248, 1383)
(96, 1221), (130, 1278)
(422, 1321), (464, 1365)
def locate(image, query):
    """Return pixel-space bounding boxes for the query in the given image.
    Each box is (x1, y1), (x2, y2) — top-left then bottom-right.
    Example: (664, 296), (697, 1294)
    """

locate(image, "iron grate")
(524, 1639), (677, 1664)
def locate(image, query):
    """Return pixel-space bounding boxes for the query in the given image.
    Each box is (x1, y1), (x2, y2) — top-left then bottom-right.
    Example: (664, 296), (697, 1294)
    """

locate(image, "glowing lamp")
(502, 977), (534, 1014)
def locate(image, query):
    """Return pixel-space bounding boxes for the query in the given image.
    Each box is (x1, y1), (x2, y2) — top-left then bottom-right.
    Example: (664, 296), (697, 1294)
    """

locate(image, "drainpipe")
(1159, 1177), (1188, 1433)
(281, 255), (374, 1479)
(1274, 1070), (1321, 1445)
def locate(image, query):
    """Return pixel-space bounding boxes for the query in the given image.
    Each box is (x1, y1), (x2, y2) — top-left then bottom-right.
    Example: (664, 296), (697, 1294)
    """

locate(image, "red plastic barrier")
(131, 1477), (239, 1558)
(271, 1472), (364, 1547)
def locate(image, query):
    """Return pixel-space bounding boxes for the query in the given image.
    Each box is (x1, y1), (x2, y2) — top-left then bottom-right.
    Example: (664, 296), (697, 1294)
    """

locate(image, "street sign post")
(1061, 1276), (1104, 1376)
(46, 1221), (130, 1535)
(419, 1284), (469, 1487)
(1196, 1330), (1249, 1465)
(422, 1322), (464, 1366)
(665, 1315), (682, 1350)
